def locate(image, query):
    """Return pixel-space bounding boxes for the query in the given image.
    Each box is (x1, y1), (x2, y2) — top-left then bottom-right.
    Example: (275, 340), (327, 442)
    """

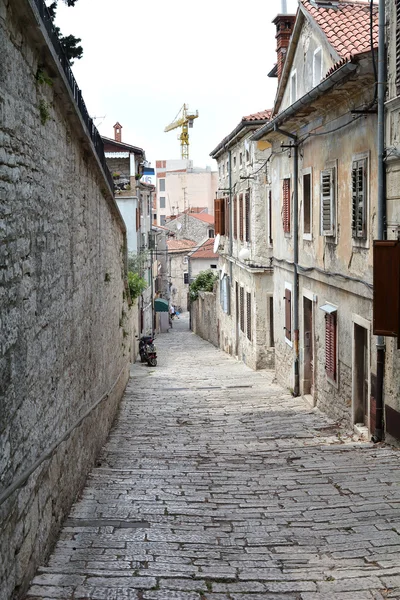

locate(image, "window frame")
(325, 310), (338, 385)
(245, 191), (250, 243)
(159, 178), (165, 192)
(246, 291), (252, 341)
(240, 286), (245, 332)
(320, 160), (337, 240)
(284, 282), (293, 347)
(290, 69), (297, 104)
(313, 47), (323, 87)
(282, 176), (291, 235)
(351, 152), (369, 246)
(159, 196), (166, 209)
(302, 167), (312, 241)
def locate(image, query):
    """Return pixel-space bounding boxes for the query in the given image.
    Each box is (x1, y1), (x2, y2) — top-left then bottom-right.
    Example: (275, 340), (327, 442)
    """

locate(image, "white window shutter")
(320, 168), (335, 236)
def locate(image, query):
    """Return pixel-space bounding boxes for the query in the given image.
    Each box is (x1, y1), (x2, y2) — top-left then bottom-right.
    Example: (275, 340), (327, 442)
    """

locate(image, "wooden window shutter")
(240, 286), (245, 332)
(325, 313), (337, 381)
(136, 207), (140, 231)
(320, 168), (335, 236)
(233, 195), (238, 239)
(220, 198), (226, 236)
(373, 241), (400, 336)
(283, 179), (290, 233)
(352, 159), (367, 239)
(246, 292), (252, 340)
(245, 192), (250, 242)
(239, 194), (244, 241)
(214, 198), (225, 235)
(284, 288), (291, 341)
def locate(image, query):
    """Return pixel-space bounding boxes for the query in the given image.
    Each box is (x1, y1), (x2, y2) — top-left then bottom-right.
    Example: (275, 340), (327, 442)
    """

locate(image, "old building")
(166, 239), (197, 311)
(155, 160), (217, 225)
(189, 238), (219, 279)
(210, 111), (275, 370)
(166, 210), (215, 241)
(253, 0), (378, 432)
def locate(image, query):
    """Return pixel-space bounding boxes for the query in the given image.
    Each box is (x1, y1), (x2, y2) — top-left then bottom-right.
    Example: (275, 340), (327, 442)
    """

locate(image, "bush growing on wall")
(189, 270), (218, 302)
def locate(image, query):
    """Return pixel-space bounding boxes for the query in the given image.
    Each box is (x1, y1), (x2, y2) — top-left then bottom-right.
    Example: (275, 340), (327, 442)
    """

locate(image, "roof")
(190, 238), (219, 260)
(167, 239), (196, 252)
(301, 0), (378, 63)
(189, 213), (214, 225)
(101, 136), (144, 155)
(210, 109), (272, 158)
(243, 110), (272, 122)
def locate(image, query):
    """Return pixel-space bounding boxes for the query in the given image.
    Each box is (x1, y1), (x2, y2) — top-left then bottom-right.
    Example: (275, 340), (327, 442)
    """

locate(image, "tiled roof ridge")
(242, 109), (272, 122)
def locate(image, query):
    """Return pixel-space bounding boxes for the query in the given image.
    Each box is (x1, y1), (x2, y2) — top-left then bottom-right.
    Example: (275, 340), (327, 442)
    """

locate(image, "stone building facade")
(0, 0), (133, 596)
(253, 1), (378, 431)
(210, 112), (275, 371)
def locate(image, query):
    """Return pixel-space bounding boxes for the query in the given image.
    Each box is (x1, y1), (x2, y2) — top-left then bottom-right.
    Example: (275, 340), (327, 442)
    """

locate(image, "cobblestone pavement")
(26, 319), (400, 600)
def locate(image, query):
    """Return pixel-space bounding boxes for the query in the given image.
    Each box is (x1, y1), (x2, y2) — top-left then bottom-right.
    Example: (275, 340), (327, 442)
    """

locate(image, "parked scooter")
(139, 336), (157, 367)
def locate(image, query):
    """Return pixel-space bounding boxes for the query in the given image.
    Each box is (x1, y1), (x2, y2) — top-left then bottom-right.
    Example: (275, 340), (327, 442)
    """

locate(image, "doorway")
(353, 323), (369, 426)
(303, 297), (314, 397)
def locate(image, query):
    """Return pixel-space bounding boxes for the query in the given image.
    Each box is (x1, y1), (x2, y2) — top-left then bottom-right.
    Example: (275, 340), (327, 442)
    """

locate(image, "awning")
(319, 303), (337, 314)
(154, 298), (169, 312)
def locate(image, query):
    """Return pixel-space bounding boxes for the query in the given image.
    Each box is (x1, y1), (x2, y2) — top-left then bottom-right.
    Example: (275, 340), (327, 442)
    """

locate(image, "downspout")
(373, 0), (386, 442)
(275, 125), (300, 397)
(150, 189), (154, 338)
(228, 149), (233, 288)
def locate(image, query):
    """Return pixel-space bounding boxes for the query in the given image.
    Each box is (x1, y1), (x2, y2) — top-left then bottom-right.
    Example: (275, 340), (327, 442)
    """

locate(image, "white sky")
(55, 0), (299, 169)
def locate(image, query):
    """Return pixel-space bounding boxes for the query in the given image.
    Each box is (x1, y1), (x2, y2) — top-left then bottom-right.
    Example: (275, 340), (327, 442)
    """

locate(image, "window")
(396, 0), (400, 95)
(240, 286), (245, 332)
(211, 264), (217, 269)
(222, 164), (225, 176)
(183, 255), (189, 263)
(160, 215), (166, 225)
(268, 190), (273, 245)
(290, 70), (297, 103)
(239, 194), (244, 241)
(214, 198), (226, 235)
(283, 178), (290, 234)
(239, 152), (243, 168)
(184, 272), (189, 284)
(246, 148), (250, 164)
(225, 197), (230, 238)
(220, 275), (230, 314)
(313, 48), (322, 87)
(320, 167), (335, 236)
(303, 172), (312, 238)
(352, 158), (367, 239)
(159, 196), (166, 209)
(284, 286), (292, 343)
(245, 192), (250, 242)
(233, 155), (237, 170)
(325, 311), (337, 382)
(246, 292), (252, 341)
(233, 195), (238, 239)
(269, 296), (274, 347)
(208, 228), (215, 238)
(159, 178), (165, 192)
(153, 213), (157, 221)
(226, 161), (229, 175)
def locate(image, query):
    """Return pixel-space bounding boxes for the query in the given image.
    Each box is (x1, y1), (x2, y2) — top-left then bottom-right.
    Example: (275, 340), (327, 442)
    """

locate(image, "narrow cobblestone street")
(26, 318), (400, 600)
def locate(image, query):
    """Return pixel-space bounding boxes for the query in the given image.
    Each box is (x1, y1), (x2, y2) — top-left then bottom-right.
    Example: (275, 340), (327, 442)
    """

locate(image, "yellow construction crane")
(164, 104), (199, 160)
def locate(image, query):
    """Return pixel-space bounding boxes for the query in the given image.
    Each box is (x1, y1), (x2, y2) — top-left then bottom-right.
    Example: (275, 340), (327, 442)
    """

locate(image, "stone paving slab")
(25, 320), (400, 599)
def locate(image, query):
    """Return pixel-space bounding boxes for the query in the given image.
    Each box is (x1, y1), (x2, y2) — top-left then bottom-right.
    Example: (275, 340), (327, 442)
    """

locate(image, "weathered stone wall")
(191, 291), (218, 347)
(166, 215), (211, 243)
(0, 1), (132, 597)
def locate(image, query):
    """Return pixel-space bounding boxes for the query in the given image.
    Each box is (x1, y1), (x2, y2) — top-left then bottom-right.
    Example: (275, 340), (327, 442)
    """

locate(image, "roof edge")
(210, 120), (270, 159)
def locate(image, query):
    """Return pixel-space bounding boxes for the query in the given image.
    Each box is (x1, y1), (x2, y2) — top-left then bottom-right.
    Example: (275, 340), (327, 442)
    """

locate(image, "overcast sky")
(56, 0), (299, 169)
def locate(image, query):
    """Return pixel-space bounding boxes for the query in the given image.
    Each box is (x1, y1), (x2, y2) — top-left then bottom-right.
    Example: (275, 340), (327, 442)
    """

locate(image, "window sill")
(303, 233), (312, 242)
(352, 238), (369, 250)
(326, 374), (339, 390)
(285, 336), (293, 348)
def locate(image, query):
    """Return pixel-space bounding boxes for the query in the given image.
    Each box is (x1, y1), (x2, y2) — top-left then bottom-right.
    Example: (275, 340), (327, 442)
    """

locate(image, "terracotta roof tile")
(189, 213), (214, 224)
(167, 239), (196, 252)
(242, 110), (272, 122)
(190, 239), (219, 260)
(301, 0), (378, 64)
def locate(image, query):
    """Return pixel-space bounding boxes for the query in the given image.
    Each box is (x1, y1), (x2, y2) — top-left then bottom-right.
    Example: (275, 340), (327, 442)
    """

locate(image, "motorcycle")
(139, 336), (157, 367)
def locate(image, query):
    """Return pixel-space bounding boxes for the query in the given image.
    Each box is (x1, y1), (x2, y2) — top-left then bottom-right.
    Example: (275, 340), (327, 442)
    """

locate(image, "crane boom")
(164, 104), (199, 160)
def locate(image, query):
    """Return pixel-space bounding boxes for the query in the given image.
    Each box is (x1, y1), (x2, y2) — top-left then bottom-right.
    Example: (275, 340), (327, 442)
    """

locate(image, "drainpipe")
(373, 0), (386, 442)
(149, 189), (155, 338)
(275, 125), (300, 397)
(228, 149), (233, 287)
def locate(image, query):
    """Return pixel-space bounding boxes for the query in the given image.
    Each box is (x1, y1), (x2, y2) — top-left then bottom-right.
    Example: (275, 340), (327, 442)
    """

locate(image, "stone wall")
(0, 1), (133, 597)
(191, 291), (218, 347)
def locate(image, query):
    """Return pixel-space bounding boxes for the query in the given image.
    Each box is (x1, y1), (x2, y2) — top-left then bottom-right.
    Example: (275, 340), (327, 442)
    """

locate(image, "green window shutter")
(320, 168), (335, 236)
(352, 159), (367, 239)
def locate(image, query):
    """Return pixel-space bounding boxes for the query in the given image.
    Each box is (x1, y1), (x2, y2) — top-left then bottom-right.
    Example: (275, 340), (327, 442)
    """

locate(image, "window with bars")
(245, 192), (250, 242)
(325, 312), (337, 382)
(283, 178), (290, 233)
(240, 286), (245, 332)
(352, 158), (367, 239)
(239, 194), (244, 241)
(233, 195), (238, 239)
(246, 292), (252, 340)
(320, 167), (335, 236)
(284, 287), (292, 342)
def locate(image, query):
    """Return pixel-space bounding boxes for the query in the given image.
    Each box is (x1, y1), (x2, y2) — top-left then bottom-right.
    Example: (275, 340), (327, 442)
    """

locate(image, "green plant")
(39, 99), (50, 125)
(128, 251), (149, 277)
(127, 272), (147, 300)
(189, 269), (218, 302)
(36, 66), (53, 86)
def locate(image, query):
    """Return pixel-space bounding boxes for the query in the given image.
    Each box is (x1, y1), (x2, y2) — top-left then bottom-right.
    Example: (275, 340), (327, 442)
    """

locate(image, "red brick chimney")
(113, 122), (122, 142)
(273, 14), (296, 81)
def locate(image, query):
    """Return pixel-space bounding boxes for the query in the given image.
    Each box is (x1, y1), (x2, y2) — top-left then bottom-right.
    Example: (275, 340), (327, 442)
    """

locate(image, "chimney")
(113, 122), (122, 143)
(273, 14), (296, 81)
